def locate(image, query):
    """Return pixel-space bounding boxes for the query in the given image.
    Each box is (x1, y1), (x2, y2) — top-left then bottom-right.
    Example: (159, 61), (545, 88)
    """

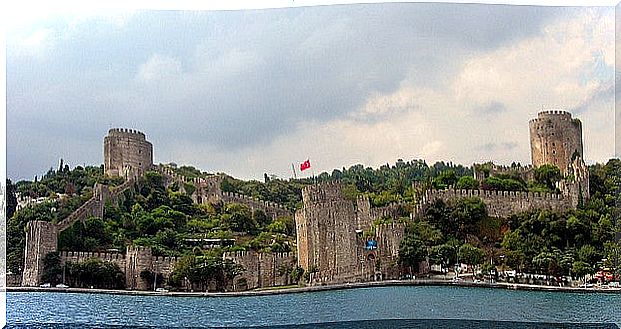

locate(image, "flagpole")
(291, 163), (297, 180)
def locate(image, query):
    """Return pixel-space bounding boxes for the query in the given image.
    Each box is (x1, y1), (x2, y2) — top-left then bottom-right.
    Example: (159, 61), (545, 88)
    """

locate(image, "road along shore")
(5, 279), (621, 297)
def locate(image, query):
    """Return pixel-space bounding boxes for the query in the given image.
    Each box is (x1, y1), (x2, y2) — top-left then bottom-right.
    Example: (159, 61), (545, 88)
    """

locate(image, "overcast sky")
(6, 2), (615, 181)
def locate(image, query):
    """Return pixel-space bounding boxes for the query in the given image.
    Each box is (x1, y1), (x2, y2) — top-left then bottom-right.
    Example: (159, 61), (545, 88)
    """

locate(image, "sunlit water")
(7, 286), (621, 327)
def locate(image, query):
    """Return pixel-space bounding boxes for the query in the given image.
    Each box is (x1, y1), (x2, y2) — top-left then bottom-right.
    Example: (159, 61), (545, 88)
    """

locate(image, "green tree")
(399, 234), (427, 273)
(6, 179), (18, 219)
(572, 261), (593, 283)
(459, 244), (485, 269)
(456, 176), (479, 190)
(534, 164), (562, 191)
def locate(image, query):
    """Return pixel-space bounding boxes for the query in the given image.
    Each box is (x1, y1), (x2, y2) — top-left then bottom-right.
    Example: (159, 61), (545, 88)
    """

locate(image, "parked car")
(55, 283), (69, 288)
(39, 283), (51, 288)
(155, 288), (169, 292)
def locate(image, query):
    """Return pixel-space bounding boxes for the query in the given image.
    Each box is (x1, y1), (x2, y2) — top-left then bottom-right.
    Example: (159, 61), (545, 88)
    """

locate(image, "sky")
(4, 1), (617, 182)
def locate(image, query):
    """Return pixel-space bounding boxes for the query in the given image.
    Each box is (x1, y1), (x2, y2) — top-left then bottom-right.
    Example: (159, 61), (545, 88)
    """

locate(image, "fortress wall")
(22, 221), (58, 286)
(152, 256), (178, 277)
(374, 222), (405, 280)
(220, 192), (291, 219)
(56, 197), (102, 232)
(355, 196), (373, 230)
(59, 251), (127, 270)
(370, 202), (408, 221)
(423, 188), (572, 218)
(295, 209), (310, 270)
(125, 246), (153, 290)
(222, 251), (296, 291)
(297, 182), (411, 285)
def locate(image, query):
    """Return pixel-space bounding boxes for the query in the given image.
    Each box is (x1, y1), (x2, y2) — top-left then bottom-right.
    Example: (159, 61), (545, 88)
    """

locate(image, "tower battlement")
(104, 128), (153, 177)
(529, 110), (583, 175)
(301, 181), (344, 205)
(107, 128), (147, 138)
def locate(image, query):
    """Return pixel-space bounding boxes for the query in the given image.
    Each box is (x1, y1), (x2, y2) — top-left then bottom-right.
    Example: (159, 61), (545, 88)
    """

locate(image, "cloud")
(136, 54), (183, 83)
(5, 4), (615, 181)
(474, 101), (507, 116)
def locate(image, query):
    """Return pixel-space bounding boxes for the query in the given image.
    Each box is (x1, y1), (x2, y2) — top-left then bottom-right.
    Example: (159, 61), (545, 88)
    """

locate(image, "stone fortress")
(293, 110), (590, 285)
(21, 111), (591, 289)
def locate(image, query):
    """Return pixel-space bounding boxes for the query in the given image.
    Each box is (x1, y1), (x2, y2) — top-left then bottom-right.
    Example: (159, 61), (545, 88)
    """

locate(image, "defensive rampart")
(222, 251), (296, 291)
(158, 165), (291, 219)
(297, 182), (414, 285)
(22, 179), (136, 286)
(422, 188), (572, 218)
(59, 247), (177, 290)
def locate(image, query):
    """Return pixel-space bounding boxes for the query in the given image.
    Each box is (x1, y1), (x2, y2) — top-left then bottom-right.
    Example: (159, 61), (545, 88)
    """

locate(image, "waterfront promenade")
(6, 279), (621, 297)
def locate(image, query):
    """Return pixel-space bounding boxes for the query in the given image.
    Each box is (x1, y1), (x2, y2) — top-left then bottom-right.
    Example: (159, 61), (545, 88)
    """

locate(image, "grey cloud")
(572, 80), (614, 114)
(478, 142), (518, 152)
(7, 3), (569, 179)
(474, 101), (507, 115)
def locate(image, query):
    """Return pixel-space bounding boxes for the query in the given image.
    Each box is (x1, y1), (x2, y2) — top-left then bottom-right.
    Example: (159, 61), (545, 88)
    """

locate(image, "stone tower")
(104, 128), (153, 177)
(295, 182), (366, 283)
(22, 221), (58, 286)
(529, 110), (583, 174)
(125, 246), (153, 290)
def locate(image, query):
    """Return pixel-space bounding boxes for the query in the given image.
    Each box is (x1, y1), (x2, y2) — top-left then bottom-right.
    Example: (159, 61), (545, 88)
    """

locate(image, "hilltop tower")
(104, 128), (153, 177)
(529, 110), (583, 174)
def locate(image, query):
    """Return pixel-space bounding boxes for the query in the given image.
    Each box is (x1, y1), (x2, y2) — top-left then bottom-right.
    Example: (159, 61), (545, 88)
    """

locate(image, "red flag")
(300, 159), (311, 171)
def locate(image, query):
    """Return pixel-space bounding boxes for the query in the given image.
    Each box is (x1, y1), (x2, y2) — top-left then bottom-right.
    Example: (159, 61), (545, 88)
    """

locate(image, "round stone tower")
(104, 128), (153, 177)
(529, 110), (583, 174)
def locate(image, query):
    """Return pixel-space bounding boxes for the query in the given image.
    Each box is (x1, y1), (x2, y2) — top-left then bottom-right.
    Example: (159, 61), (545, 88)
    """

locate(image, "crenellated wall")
(296, 182), (411, 285)
(473, 163), (535, 182)
(222, 250), (296, 291)
(220, 192), (290, 219)
(58, 247), (177, 290)
(422, 188), (572, 218)
(157, 165), (292, 219)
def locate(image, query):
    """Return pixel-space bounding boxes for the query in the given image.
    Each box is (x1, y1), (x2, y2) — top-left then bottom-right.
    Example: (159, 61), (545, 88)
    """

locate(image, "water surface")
(7, 286), (621, 327)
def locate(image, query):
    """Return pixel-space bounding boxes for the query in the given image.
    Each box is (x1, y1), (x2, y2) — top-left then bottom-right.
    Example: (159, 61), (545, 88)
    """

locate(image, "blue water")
(7, 286), (621, 327)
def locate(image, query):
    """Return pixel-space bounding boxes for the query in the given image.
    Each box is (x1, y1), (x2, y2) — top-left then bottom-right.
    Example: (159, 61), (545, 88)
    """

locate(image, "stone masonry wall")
(158, 166), (291, 219)
(422, 188), (572, 218)
(104, 128), (153, 177)
(296, 182), (411, 285)
(60, 251), (127, 270)
(375, 222), (405, 278)
(529, 110), (583, 174)
(223, 251), (296, 291)
(22, 221), (58, 286)
(58, 248), (177, 290)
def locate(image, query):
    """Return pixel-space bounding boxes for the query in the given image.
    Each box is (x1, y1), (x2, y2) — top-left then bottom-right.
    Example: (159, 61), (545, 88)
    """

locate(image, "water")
(7, 286), (621, 328)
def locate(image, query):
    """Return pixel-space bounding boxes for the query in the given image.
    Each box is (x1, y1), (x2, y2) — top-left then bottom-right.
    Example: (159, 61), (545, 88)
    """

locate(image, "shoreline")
(5, 279), (621, 297)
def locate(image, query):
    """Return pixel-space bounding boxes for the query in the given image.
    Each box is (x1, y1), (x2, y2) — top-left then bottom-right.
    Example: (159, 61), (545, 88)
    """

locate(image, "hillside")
(6, 158), (620, 287)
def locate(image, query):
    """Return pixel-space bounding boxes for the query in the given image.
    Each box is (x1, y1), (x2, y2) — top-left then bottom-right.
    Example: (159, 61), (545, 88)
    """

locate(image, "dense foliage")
(9, 157), (620, 288)
(399, 159), (621, 281)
